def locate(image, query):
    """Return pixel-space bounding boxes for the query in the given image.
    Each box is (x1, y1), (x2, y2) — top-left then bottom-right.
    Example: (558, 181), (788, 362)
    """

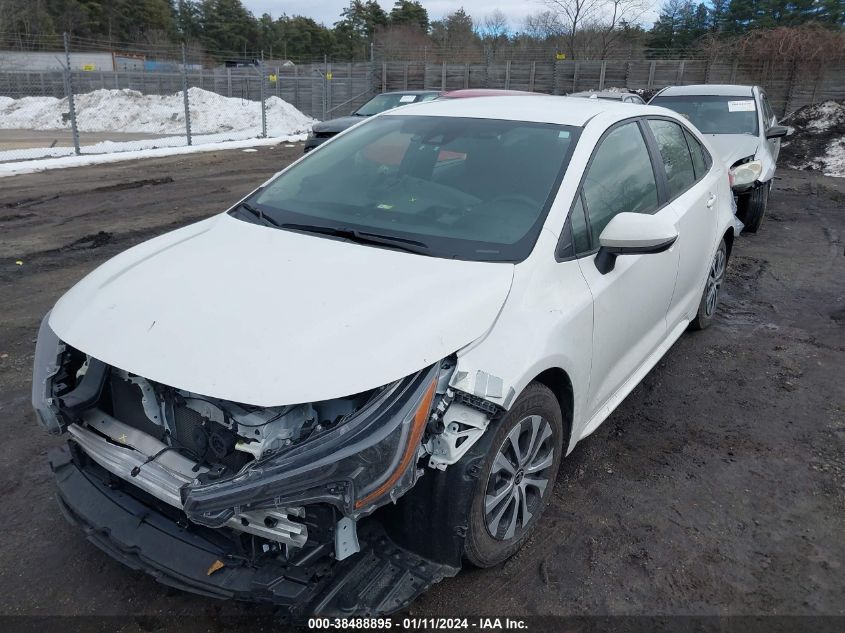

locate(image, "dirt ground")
(0, 129), (173, 151)
(0, 144), (843, 626)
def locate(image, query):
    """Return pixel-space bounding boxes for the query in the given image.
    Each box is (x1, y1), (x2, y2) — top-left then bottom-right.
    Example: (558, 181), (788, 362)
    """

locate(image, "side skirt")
(577, 318), (690, 443)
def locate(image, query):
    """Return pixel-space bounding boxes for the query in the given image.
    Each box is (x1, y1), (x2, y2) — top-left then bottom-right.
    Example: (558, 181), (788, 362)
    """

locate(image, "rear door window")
(683, 129), (710, 180)
(647, 119), (697, 199)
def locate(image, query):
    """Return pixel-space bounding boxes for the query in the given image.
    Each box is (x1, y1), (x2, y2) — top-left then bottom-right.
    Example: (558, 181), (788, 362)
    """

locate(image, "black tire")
(738, 182), (769, 234)
(463, 382), (563, 568)
(689, 238), (727, 331)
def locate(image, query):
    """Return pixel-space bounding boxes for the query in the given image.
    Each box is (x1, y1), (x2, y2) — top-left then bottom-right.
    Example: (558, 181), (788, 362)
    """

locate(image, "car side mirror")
(765, 125), (790, 139)
(595, 212), (679, 275)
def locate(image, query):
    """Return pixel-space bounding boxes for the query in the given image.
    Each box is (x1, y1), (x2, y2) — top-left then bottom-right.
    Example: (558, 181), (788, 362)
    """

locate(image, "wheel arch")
(723, 226), (735, 261)
(531, 367), (574, 450)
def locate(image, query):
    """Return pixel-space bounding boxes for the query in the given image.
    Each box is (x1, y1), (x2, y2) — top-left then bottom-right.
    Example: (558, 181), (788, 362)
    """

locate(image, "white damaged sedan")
(33, 95), (736, 616)
(650, 84), (791, 233)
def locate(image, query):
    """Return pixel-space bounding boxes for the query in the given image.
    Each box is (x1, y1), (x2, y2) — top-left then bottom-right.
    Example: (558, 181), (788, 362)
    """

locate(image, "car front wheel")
(464, 382), (563, 567)
(738, 182), (769, 233)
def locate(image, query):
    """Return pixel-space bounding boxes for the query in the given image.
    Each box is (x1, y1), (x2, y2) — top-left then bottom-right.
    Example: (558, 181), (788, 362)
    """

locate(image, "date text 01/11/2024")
(307, 617), (529, 630)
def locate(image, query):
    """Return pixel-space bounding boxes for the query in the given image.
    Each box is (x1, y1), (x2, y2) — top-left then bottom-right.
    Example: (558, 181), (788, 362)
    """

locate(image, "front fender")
(450, 230), (594, 455)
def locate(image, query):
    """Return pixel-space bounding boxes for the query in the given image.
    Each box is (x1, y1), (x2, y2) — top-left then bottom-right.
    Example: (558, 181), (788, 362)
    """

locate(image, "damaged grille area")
(55, 360), (374, 553)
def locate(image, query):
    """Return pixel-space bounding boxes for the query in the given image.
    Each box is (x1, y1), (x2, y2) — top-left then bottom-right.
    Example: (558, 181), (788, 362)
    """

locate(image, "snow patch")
(0, 136), (301, 179)
(0, 129), (308, 162)
(0, 87), (314, 136)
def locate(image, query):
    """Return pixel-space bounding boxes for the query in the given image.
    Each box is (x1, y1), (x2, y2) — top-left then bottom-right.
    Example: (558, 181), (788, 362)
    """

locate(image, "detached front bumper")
(50, 445), (458, 616)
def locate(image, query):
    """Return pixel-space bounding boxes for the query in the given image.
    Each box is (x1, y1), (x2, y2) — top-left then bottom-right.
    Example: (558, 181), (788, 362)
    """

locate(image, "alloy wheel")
(484, 415), (555, 541)
(704, 246), (726, 318)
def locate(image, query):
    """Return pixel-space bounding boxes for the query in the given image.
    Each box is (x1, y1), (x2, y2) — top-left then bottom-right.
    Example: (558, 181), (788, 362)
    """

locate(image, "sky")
(240, 1), (663, 31)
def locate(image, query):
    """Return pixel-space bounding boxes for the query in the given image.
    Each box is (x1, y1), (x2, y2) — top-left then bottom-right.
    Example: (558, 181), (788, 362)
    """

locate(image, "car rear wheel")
(738, 182), (769, 234)
(690, 238), (727, 331)
(464, 382), (563, 567)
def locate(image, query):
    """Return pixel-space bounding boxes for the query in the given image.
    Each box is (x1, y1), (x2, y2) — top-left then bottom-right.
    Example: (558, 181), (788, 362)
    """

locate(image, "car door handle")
(706, 193), (717, 208)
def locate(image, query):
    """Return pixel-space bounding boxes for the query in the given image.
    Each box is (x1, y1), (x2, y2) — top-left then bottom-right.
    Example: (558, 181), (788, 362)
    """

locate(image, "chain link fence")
(2, 34), (843, 165)
(0, 37), (375, 163)
(375, 58), (845, 117)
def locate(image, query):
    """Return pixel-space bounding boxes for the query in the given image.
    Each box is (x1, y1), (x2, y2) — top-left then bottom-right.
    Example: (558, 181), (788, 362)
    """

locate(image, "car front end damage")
(728, 156), (764, 194)
(33, 313), (502, 616)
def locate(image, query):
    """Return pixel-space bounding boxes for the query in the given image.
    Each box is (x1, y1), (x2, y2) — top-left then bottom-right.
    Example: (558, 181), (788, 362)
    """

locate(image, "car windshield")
(650, 94), (759, 135)
(247, 115), (580, 262)
(355, 93), (422, 116)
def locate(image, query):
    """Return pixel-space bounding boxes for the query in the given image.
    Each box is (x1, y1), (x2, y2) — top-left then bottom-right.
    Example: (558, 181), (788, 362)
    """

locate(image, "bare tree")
(524, 11), (564, 39)
(480, 10), (509, 60)
(595, 0), (651, 58)
(544, 0), (601, 59)
(481, 10), (509, 39)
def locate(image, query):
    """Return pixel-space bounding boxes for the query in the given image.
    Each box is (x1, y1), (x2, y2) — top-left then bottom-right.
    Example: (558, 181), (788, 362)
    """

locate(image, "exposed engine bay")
(36, 316), (500, 562)
(33, 310), (510, 614)
(48, 344), (395, 551)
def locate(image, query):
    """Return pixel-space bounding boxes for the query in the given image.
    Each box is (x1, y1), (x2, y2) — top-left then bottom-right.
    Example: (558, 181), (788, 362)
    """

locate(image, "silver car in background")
(650, 84), (791, 233)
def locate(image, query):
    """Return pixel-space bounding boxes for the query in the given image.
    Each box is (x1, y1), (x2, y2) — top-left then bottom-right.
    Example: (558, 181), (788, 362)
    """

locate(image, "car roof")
(440, 89), (540, 98)
(656, 84), (755, 97)
(384, 94), (655, 127)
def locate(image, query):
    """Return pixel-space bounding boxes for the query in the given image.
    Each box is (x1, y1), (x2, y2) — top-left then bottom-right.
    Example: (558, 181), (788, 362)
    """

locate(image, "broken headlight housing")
(32, 312), (66, 435)
(729, 159), (762, 189)
(182, 364), (439, 525)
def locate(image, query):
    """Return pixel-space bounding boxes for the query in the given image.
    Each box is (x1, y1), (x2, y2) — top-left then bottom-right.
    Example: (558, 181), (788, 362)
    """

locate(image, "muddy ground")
(0, 145), (843, 627)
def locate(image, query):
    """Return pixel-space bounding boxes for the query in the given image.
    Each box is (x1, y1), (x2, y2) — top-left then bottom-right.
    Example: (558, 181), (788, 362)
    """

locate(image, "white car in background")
(650, 84), (791, 233)
(33, 96), (736, 616)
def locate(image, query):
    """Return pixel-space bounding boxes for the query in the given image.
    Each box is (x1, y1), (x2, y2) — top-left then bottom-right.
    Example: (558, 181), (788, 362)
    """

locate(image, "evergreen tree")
(389, 1), (429, 32)
(197, 0), (258, 54)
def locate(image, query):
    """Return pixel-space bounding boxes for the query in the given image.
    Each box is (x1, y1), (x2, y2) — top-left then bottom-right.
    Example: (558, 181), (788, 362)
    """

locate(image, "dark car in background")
(304, 90), (440, 152)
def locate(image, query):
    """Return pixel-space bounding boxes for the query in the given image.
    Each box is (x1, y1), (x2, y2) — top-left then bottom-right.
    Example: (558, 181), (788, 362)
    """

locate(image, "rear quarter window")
(682, 128), (712, 180)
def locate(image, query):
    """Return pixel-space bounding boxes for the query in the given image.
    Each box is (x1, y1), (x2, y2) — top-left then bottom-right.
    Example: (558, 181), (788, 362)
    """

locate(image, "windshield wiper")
(280, 223), (430, 255)
(232, 201), (281, 227)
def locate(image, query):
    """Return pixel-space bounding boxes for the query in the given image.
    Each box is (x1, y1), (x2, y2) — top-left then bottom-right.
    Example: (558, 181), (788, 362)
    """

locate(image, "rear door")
(644, 118), (718, 328)
(573, 120), (680, 421)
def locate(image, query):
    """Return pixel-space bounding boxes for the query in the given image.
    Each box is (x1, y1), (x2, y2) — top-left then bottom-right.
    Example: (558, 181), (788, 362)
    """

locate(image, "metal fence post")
(259, 54), (267, 138)
(181, 42), (192, 146)
(63, 33), (81, 156)
(293, 65), (299, 111)
(323, 56), (328, 121)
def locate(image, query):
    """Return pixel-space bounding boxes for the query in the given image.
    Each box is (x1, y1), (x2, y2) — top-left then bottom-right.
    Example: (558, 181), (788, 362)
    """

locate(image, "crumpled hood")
(312, 116), (364, 134)
(49, 214), (513, 406)
(706, 134), (759, 168)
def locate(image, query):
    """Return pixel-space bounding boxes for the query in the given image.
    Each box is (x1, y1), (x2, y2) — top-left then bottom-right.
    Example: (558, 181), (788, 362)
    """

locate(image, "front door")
(574, 121), (680, 422)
